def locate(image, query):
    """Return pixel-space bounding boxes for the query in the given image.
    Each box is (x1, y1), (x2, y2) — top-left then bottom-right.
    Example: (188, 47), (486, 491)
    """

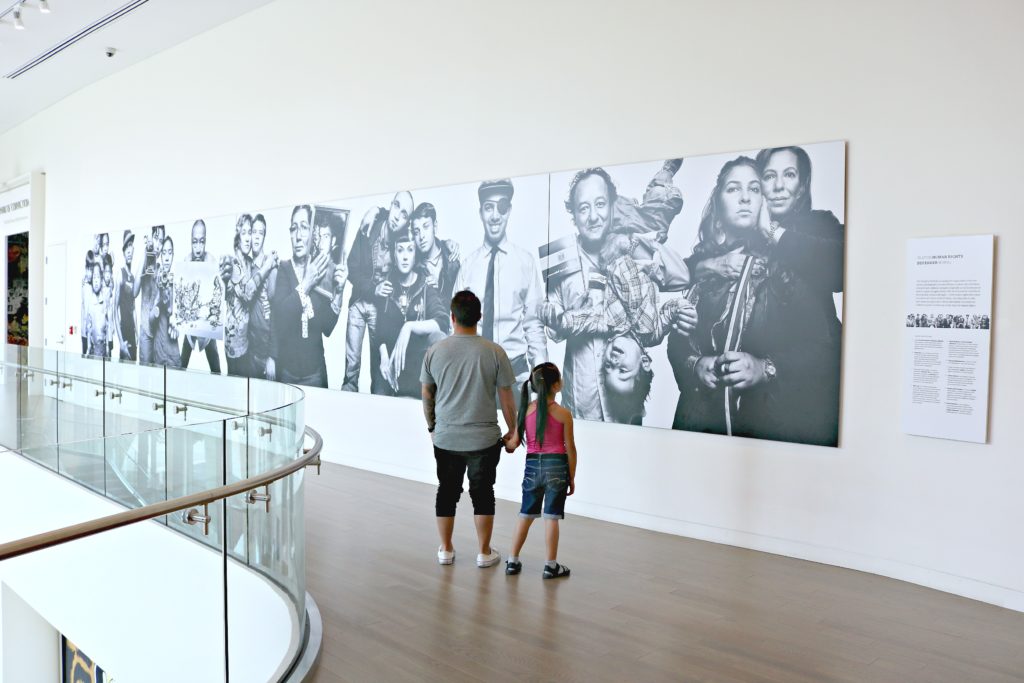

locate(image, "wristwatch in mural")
(763, 357), (777, 383)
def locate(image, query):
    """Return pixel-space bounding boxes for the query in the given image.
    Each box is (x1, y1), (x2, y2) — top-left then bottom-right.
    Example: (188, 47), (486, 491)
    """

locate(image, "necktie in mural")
(482, 245), (498, 341)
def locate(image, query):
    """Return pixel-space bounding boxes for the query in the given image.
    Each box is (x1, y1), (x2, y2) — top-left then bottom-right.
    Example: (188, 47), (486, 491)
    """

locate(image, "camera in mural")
(75, 141), (846, 447)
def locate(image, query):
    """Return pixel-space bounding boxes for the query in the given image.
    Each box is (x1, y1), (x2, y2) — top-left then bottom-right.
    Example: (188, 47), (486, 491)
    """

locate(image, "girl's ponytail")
(534, 371), (548, 448)
(516, 376), (531, 445)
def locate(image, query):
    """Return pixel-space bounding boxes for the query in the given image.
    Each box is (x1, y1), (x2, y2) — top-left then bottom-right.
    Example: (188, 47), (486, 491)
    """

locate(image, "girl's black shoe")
(542, 563), (570, 579)
(505, 559), (522, 575)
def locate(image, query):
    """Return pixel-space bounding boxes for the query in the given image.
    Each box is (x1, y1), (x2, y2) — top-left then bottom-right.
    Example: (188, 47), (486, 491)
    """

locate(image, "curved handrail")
(0, 426), (322, 562)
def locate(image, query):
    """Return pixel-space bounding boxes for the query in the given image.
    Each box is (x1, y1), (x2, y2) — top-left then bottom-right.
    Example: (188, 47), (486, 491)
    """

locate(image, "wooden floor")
(304, 464), (1024, 683)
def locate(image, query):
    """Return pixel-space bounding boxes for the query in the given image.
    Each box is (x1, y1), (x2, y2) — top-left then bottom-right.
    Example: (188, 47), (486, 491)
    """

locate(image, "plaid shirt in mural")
(558, 254), (671, 348)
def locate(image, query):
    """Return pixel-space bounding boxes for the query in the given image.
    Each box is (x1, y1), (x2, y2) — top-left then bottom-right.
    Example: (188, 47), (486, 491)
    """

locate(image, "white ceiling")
(0, 0), (275, 135)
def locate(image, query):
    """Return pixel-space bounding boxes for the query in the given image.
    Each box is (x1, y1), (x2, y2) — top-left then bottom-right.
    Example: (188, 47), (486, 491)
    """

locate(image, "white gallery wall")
(0, 0), (1021, 610)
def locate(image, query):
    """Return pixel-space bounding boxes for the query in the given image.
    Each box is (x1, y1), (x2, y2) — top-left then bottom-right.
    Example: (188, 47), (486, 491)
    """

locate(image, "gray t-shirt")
(420, 333), (516, 451)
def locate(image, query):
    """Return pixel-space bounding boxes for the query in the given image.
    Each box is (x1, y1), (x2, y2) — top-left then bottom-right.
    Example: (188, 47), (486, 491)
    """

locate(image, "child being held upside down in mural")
(545, 233), (697, 424)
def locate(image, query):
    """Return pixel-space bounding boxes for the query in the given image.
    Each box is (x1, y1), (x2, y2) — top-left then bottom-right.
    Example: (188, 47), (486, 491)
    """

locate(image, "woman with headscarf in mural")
(271, 205), (347, 388)
(669, 156), (841, 446)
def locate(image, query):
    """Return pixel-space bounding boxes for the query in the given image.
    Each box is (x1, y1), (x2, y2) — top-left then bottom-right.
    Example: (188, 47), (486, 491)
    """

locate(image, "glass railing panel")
(55, 351), (105, 446)
(166, 365), (248, 426)
(103, 358), (166, 438)
(246, 400), (306, 605)
(165, 418), (226, 550)
(228, 470), (306, 682)
(247, 380), (305, 474)
(14, 346), (60, 452)
(224, 414), (249, 562)
(225, 386), (302, 564)
(13, 436), (59, 472)
(247, 375), (302, 416)
(0, 346), (21, 450)
(250, 467), (306, 607)
(104, 429), (167, 509)
(54, 433), (107, 496)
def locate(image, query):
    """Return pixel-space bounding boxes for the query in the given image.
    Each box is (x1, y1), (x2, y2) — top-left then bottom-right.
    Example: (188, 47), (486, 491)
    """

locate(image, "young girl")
(506, 362), (577, 579)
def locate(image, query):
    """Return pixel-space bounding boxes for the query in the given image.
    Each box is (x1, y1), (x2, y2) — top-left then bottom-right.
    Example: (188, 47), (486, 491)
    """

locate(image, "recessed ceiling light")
(13, 6), (25, 30)
(39, 0), (51, 14)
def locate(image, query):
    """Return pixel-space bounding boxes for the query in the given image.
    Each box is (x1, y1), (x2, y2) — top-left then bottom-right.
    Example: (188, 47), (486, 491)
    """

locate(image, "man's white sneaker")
(476, 547), (500, 568)
(437, 546), (455, 565)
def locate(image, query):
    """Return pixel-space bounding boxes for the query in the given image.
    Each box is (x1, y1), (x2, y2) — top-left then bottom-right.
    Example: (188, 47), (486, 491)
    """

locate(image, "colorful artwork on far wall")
(6, 232), (28, 346)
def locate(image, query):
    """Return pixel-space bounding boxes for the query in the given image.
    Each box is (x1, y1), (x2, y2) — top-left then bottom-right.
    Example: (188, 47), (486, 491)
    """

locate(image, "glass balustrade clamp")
(181, 504), (212, 536)
(246, 485), (272, 513)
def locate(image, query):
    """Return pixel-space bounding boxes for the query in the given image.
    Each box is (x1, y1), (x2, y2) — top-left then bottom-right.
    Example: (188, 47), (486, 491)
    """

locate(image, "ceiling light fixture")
(39, 0), (51, 14)
(13, 4), (25, 30)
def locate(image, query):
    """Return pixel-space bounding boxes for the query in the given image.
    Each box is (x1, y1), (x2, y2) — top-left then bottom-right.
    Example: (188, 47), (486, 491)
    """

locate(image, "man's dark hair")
(564, 167), (619, 214)
(410, 202), (437, 226)
(450, 290), (482, 327)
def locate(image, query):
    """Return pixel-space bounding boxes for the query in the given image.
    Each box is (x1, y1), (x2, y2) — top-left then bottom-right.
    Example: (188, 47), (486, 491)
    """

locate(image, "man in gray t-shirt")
(421, 290), (518, 568)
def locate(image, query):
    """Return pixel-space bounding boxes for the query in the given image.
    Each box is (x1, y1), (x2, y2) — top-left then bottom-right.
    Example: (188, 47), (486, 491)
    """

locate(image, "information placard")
(902, 235), (993, 443)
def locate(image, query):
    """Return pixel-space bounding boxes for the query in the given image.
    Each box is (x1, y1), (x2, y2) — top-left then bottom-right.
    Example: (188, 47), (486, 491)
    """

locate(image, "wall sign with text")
(902, 235), (994, 443)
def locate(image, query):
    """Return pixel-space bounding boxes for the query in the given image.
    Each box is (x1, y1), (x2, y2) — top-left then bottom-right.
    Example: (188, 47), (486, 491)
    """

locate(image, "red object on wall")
(69, 325), (74, 335)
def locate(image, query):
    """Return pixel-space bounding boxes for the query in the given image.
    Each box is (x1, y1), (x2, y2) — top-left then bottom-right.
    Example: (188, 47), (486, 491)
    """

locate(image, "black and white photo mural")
(76, 141), (845, 447)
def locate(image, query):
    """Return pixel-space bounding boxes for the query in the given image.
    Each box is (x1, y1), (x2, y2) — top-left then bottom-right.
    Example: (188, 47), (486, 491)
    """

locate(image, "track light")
(39, 0), (51, 14)
(13, 5), (25, 30)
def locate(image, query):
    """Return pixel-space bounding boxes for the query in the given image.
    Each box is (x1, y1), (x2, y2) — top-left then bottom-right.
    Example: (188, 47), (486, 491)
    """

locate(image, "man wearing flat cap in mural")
(454, 179), (547, 385)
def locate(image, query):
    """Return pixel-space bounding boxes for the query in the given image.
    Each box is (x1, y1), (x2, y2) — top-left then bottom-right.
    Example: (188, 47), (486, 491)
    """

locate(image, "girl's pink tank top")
(526, 407), (566, 454)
